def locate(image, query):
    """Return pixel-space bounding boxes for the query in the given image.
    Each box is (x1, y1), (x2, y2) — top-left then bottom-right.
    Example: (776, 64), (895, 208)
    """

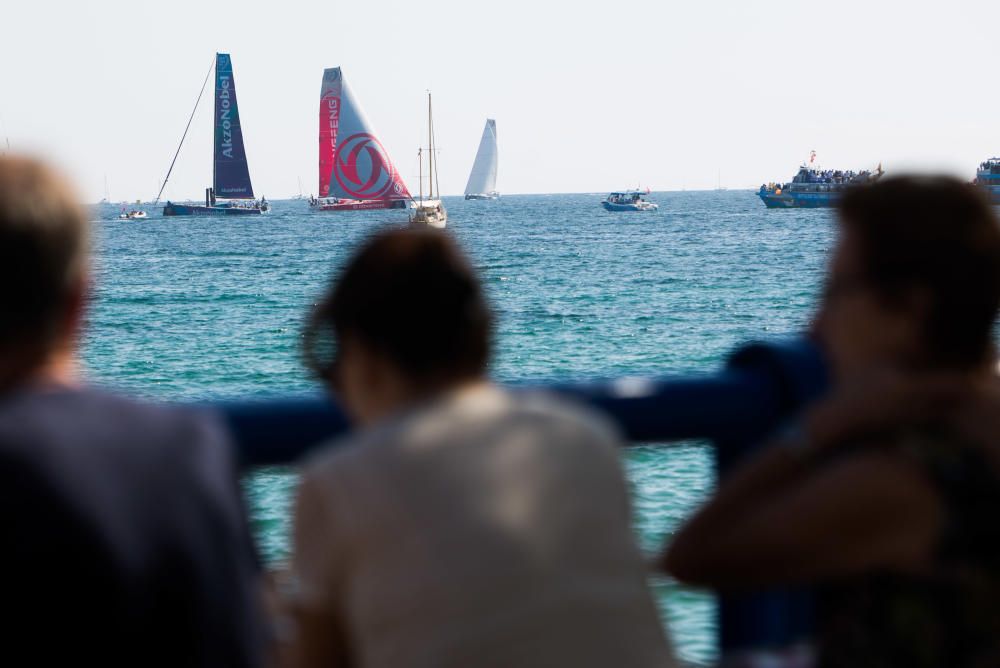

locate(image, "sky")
(3, 0), (1000, 200)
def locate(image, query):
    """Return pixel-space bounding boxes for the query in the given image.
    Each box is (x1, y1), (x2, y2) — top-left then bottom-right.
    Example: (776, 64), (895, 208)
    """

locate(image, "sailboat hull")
(312, 199), (409, 212)
(163, 203), (267, 216)
(601, 199), (658, 212)
(465, 192), (500, 200)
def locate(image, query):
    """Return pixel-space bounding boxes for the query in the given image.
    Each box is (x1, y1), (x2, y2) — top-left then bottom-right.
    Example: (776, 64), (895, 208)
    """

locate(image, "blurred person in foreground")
(0, 155), (265, 666)
(663, 176), (1000, 667)
(288, 227), (676, 668)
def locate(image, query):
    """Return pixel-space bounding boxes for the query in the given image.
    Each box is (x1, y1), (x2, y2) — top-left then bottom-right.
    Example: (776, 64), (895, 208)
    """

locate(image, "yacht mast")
(427, 92), (434, 199)
(431, 96), (440, 200)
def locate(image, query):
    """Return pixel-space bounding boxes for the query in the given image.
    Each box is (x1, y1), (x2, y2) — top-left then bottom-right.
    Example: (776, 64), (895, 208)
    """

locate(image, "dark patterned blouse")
(817, 430), (1000, 668)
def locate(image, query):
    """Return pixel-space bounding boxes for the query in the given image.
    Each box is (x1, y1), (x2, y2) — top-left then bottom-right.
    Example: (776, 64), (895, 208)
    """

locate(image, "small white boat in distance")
(601, 189), (658, 212)
(411, 92), (447, 228)
(464, 118), (499, 200)
(119, 209), (148, 220)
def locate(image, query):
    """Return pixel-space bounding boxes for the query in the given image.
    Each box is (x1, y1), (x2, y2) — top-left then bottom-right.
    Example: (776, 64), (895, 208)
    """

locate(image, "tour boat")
(310, 67), (411, 212)
(758, 152), (883, 208)
(156, 53), (269, 216)
(410, 93), (447, 228)
(601, 189), (658, 212)
(975, 158), (1000, 204)
(464, 119), (499, 200)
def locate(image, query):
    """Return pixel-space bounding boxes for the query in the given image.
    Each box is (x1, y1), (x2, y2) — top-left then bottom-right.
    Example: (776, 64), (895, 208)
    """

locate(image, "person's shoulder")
(509, 388), (624, 447)
(0, 386), (232, 467)
(301, 406), (438, 484)
(1, 385), (212, 426)
(299, 428), (376, 487)
(76, 388), (229, 447)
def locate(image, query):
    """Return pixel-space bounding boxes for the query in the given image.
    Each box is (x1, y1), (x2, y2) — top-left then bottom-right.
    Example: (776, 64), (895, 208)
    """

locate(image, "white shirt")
(292, 384), (676, 668)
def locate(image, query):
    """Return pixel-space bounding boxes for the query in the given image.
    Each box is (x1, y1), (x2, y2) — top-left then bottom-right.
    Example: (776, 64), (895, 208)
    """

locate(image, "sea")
(88, 193), (835, 665)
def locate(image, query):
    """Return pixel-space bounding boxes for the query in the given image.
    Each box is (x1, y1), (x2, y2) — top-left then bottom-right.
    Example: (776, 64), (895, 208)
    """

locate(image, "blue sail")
(213, 53), (254, 199)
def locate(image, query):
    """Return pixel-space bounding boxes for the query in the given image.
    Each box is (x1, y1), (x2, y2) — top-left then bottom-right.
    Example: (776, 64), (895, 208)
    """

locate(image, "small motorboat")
(119, 209), (148, 220)
(601, 190), (658, 212)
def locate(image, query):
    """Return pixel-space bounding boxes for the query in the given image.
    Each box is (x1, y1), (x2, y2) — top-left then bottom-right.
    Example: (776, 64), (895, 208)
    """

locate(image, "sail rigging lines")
(154, 56), (214, 205)
(430, 93), (440, 200)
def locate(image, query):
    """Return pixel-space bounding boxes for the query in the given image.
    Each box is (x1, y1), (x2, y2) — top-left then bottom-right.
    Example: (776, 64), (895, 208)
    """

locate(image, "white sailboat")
(464, 119), (499, 200)
(410, 92), (447, 228)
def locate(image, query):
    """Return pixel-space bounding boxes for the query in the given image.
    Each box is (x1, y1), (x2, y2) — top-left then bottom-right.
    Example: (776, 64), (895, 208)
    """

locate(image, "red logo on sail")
(334, 133), (405, 200)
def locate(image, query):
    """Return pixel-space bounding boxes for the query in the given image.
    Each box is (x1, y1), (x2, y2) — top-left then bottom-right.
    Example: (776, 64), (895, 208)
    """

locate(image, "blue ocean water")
(87, 193), (835, 665)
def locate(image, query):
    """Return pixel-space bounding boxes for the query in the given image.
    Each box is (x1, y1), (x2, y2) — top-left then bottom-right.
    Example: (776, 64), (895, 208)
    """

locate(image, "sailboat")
(410, 92), (447, 228)
(464, 119), (499, 200)
(100, 174), (110, 204)
(157, 53), (269, 216)
(310, 67), (411, 212)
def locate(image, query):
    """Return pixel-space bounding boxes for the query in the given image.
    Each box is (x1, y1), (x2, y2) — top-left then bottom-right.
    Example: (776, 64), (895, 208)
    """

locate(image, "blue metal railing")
(215, 337), (829, 655)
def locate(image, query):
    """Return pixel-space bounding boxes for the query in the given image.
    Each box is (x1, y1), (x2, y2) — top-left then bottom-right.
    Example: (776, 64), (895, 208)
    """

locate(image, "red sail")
(318, 69), (342, 198)
(317, 67), (411, 202)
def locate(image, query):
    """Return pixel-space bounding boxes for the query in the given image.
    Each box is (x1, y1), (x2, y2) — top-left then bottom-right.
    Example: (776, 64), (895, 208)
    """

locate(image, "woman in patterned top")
(663, 176), (1000, 667)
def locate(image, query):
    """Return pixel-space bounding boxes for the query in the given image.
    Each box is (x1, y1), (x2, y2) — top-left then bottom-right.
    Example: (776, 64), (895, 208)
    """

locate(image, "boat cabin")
(607, 191), (646, 205)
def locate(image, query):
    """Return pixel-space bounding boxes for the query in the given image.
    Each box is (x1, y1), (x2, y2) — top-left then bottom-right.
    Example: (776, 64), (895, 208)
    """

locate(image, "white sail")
(464, 119), (498, 197)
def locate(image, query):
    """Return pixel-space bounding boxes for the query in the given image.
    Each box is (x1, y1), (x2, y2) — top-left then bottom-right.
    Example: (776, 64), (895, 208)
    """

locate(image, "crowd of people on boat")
(607, 191), (646, 204)
(240, 196), (268, 210)
(795, 167), (878, 184)
(979, 160), (1000, 174)
(761, 167), (882, 193)
(3, 153), (1000, 667)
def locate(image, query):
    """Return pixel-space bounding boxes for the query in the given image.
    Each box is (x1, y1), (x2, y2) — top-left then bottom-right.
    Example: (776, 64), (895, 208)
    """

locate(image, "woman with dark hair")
(288, 228), (675, 668)
(662, 177), (1000, 666)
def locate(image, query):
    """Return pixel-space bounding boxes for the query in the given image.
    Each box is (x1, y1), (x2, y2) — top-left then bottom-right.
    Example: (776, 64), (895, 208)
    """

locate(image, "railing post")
(713, 339), (829, 654)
